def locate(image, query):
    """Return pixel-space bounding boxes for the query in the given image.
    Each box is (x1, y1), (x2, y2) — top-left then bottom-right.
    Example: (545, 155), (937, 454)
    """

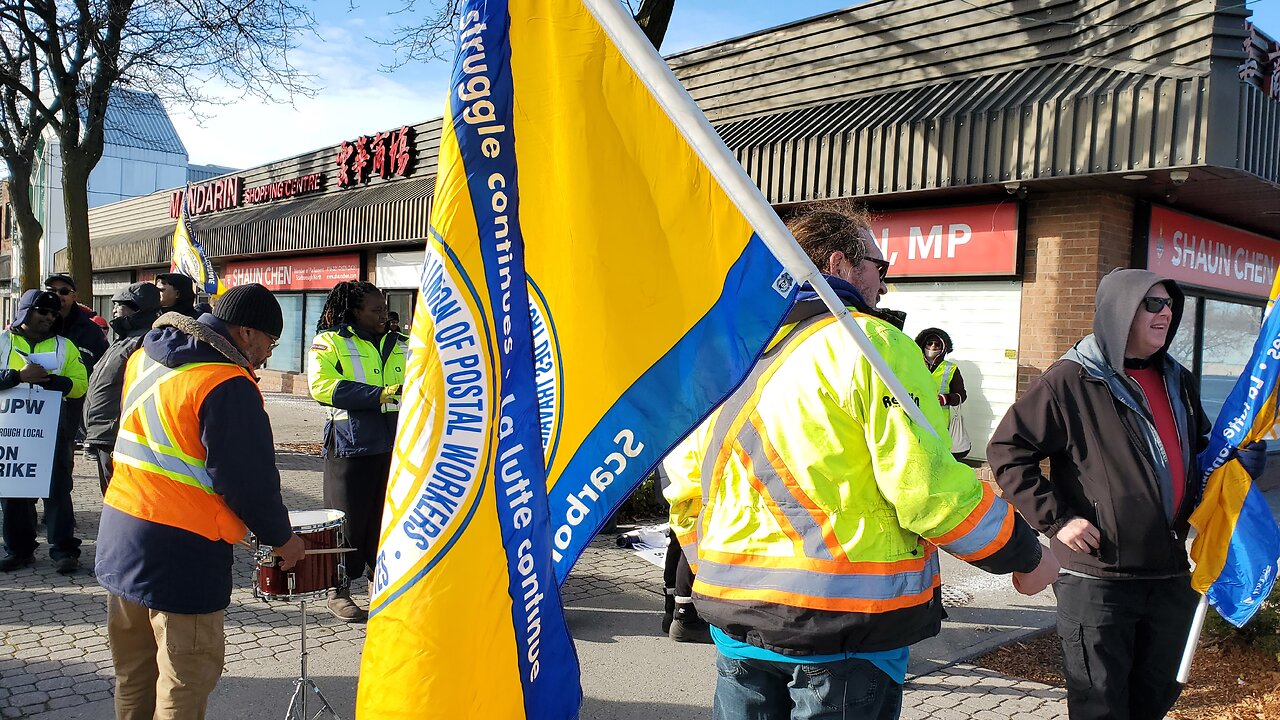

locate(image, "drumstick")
(241, 541), (355, 556)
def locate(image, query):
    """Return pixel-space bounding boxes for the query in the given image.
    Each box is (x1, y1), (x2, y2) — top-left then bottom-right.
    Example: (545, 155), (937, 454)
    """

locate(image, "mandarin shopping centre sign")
(168, 125), (417, 219)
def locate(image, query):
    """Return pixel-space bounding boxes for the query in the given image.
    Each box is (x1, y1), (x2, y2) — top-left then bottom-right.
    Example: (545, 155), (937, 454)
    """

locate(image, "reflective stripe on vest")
(104, 353), (253, 544)
(692, 310), (953, 613)
(694, 550), (941, 614)
(0, 333), (68, 373)
(696, 314), (844, 563)
(935, 361), (955, 395)
(341, 336), (367, 383)
(329, 333), (399, 416)
(929, 482), (1015, 562)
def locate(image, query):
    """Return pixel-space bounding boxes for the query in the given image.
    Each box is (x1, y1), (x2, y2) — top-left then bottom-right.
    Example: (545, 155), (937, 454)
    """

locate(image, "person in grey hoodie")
(83, 283), (164, 493)
(988, 268), (1265, 720)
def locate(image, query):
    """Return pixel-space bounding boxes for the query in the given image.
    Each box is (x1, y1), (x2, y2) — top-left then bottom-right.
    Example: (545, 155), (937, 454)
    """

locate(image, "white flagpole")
(581, 0), (937, 435)
(1177, 593), (1209, 684)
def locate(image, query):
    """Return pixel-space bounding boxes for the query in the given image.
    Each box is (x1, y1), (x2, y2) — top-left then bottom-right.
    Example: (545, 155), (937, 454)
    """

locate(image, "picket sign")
(0, 385), (62, 498)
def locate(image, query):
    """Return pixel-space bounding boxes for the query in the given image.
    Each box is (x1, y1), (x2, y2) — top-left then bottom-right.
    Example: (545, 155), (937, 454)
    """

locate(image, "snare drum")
(254, 509), (348, 601)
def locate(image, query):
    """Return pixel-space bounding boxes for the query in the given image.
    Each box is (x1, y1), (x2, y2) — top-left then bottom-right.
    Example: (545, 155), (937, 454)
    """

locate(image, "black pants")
(323, 452), (392, 584)
(1, 436), (79, 560)
(88, 444), (114, 495)
(1053, 574), (1199, 720)
(663, 531), (695, 597)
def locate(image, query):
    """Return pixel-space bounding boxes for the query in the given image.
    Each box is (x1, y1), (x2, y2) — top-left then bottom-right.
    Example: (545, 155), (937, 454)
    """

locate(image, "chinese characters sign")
(1240, 22), (1280, 101)
(337, 126), (415, 189)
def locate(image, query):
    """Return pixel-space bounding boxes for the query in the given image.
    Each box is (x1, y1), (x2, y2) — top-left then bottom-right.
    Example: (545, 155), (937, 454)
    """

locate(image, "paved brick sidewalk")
(903, 665), (1066, 719)
(0, 394), (1068, 718)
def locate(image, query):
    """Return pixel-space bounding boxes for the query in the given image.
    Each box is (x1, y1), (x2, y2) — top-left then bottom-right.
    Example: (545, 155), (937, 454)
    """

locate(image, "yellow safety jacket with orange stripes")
(104, 352), (254, 544)
(664, 298), (1040, 655)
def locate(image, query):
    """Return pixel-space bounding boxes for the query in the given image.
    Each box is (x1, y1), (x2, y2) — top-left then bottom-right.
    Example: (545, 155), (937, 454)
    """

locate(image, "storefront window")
(267, 294), (304, 373)
(1198, 299), (1262, 424)
(1167, 296), (1198, 370)
(385, 290), (415, 333)
(304, 293), (329, 338)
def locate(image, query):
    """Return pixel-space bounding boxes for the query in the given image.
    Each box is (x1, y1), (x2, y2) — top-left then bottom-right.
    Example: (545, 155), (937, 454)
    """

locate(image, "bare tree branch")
(0, 0), (319, 290)
(372, 0), (676, 70)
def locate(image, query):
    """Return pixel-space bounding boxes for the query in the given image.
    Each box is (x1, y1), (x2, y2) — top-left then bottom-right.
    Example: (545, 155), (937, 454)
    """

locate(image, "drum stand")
(283, 576), (342, 720)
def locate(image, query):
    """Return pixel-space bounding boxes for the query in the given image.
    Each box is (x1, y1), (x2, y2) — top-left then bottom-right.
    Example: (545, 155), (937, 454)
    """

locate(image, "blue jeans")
(712, 652), (902, 720)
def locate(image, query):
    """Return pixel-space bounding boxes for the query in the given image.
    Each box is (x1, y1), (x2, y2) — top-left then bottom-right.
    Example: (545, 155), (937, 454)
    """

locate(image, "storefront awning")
(712, 61), (1211, 203)
(77, 176), (436, 271)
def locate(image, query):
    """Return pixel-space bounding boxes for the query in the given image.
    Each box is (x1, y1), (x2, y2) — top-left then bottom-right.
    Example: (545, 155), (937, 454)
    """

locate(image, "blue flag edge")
(547, 234), (796, 583)
(454, 3), (582, 718)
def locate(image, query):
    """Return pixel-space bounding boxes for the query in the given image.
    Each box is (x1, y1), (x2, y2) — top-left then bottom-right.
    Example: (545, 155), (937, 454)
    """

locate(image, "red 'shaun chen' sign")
(870, 203), (1019, 278)
(1146, 206), (1279, 299)
(224, 254), (360, 291)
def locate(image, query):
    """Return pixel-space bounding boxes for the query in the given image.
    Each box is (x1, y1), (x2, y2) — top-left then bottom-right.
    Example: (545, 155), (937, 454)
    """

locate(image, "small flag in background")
(170, 186), (221, 295)
(1190, 271), (1280, 627)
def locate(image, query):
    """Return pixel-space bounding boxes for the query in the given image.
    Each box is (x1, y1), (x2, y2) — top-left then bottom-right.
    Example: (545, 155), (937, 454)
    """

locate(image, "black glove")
(1234, 441), (1268, 481)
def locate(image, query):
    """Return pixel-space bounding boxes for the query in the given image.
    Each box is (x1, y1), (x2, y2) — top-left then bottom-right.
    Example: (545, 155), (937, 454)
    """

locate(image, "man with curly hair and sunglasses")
(988, 268), (1264, 720)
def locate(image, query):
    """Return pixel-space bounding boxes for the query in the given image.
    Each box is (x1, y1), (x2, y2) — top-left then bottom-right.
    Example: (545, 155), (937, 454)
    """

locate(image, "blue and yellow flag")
(1190, 273), (1280, 627)
(357, 1), (797, 717)
(170, 188), (221, 295)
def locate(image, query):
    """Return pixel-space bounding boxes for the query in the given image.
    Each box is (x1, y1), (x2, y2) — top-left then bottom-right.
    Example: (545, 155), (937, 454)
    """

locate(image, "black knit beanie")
(213, 283), (284, 337)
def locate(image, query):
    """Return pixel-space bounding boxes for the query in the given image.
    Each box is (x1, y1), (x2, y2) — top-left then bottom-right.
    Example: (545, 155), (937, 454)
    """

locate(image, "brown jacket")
(988, 269), (1210, 578)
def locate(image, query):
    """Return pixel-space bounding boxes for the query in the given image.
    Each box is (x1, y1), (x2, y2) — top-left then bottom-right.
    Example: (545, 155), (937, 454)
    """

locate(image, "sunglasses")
(31, 307), (56, 316)
(863, 256), (891, 281)
(1141, 296), (1173, 313)
(267, 334), (280, 350)
(44, 286), (73, 296)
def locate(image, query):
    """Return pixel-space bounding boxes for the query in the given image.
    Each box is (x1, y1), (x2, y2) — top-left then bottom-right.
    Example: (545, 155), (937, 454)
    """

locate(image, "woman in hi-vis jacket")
(308, 281), (405, 623)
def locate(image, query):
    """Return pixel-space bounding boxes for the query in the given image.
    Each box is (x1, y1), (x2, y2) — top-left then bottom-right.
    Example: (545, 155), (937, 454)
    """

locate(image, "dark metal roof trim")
(713, 62), (1211, 202)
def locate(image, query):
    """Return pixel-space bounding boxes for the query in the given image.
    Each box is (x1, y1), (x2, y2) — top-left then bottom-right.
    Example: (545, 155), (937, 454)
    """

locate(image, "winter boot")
(669, 599), (712, 644)
(326, 587), (368, 623)
(662, 589), (676, 634)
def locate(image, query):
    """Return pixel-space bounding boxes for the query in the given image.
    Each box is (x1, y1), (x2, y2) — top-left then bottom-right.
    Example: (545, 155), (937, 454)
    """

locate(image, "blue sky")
(171, 0), (1280, 168)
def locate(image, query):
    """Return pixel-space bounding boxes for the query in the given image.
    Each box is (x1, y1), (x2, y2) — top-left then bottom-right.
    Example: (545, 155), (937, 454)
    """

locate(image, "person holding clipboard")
(0, 290), (87, 574)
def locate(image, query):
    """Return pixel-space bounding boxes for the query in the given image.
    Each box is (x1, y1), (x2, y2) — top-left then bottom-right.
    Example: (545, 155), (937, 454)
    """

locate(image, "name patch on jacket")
(882, 393), (922, 409)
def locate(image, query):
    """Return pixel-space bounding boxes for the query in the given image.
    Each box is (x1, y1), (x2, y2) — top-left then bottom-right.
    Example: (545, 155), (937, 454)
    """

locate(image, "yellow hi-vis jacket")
(308, 325), (406, 458)
(664, 299), (1039, 655)
(0, 331), (87, 399)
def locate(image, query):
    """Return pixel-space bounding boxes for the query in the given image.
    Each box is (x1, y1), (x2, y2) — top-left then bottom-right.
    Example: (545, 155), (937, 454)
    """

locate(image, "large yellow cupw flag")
(357, 1), (800, 717)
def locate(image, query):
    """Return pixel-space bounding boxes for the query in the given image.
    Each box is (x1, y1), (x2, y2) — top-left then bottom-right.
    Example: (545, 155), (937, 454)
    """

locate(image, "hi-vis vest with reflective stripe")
(0, 332), (88, 401)
(667, 308), (1014, 617)
(308, 327), (406, 417)
(103, 352), (253, 544)
(933, 360), (956, 396)
(0, 333), (68, 374)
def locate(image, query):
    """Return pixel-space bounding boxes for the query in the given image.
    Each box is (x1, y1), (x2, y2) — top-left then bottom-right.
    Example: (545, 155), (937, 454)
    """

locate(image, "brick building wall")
(1016, 191), (1136, 393)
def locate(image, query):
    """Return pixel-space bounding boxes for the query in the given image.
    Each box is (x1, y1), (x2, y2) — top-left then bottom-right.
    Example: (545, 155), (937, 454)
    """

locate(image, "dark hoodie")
(95, 313), (293, 614)
(60, 303), (108, 374)
(82, 284), (165, 448)
(988, 269), (1211, 578)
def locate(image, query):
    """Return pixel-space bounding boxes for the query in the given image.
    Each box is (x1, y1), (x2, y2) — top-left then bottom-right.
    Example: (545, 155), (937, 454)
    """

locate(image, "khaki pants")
(107, 594), (225, 720)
